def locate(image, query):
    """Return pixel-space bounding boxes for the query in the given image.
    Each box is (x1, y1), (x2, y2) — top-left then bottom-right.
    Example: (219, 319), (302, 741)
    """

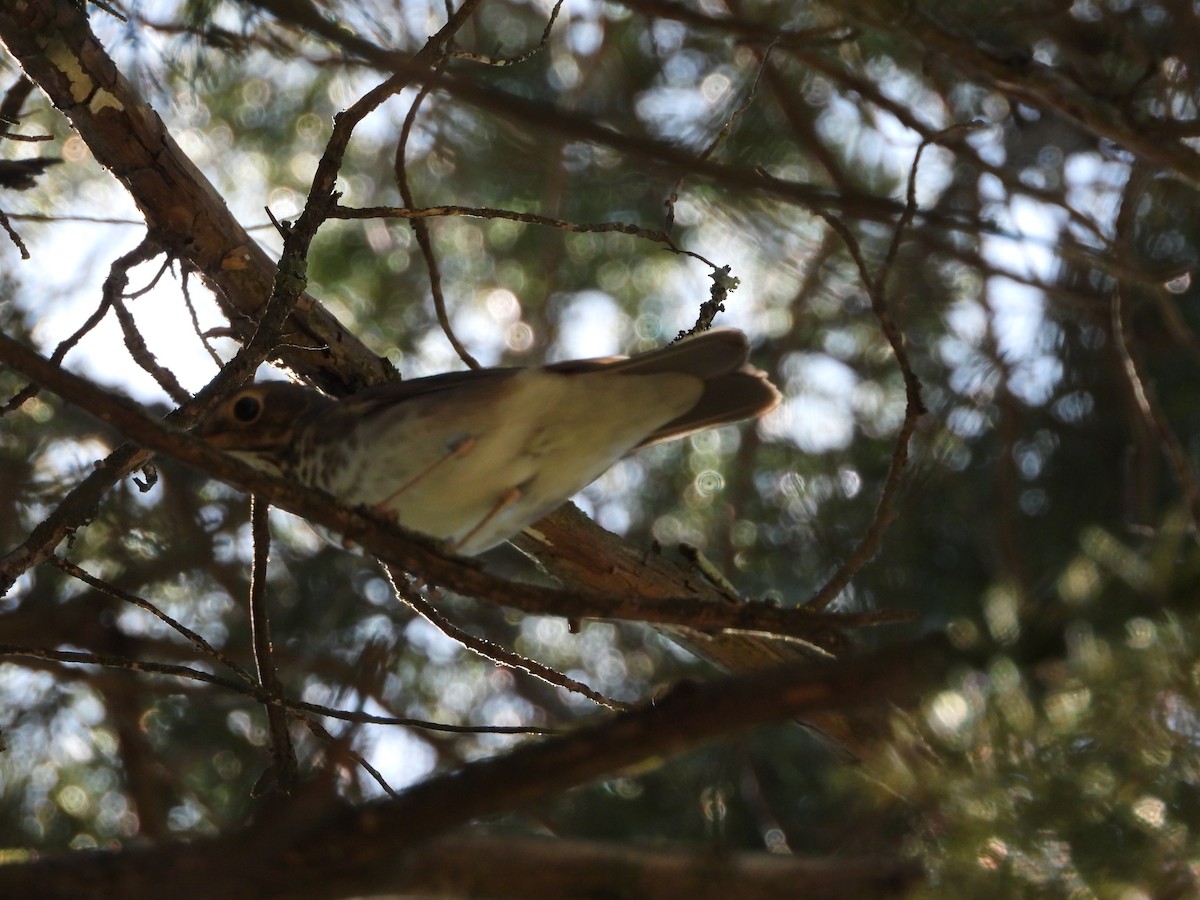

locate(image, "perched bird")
(197, 328), (779, 555)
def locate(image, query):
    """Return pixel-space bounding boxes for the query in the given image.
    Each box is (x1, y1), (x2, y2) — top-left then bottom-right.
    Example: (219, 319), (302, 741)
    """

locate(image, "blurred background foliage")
(4, 0), (1200, 895)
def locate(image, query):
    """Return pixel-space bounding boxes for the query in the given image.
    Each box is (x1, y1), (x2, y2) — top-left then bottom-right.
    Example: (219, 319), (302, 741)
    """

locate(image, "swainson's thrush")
(198, 328), (779, 554)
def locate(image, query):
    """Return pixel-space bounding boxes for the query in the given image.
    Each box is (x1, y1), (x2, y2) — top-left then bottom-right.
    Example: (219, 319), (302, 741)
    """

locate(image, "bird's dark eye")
(232, 395), (262, 423)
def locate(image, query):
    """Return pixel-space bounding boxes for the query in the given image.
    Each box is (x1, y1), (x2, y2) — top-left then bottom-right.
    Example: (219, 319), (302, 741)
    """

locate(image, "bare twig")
(334, 202), (728, 275)
(448, 0), (567, 66)
(665, 38), (776, 234)
(179, 265), (225, 368)
(803, 128), (985, 611)
(1112, 291), (1200, 531)
(0, 644), (551, 735)
(393, 59), (480, 369)
(105, 239), (192, 404)
(385, 564), (631, 711)
(44, 556), (254, 681)
(615, 0), (855, 50)
(0, 207), (28, 257)
(334, 202), (672, 241)
(298, 714), (399, 799)
(248, 495), (298, 795)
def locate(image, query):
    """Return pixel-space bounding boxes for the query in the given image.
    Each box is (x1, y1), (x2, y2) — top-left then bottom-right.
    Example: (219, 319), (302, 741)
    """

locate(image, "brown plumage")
(197, 328), (779, 554)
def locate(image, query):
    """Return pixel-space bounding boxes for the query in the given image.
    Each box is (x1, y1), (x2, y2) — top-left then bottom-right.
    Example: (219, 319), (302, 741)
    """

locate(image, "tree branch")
(0, 635), (943, 900)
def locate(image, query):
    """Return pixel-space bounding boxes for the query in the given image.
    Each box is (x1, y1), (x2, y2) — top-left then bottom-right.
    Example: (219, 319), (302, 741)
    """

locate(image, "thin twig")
(45, 556), (256, 682)
(0, 644), (553, 735)
(42, 553), (519, 796)
(0, 207), (28, 257)
(179, 265), (225, 368)
(1112, 291), (1200, 531)
(804, 127), (982, 611)
(334, 203), (671, 240)
(0, 290), (116, 416)
(298, 714), (399, 799)
(393, 59), (480, 369)
(104, 239), (192, 405)
(249, 495), (298, 795)
(665, 39), (776, 234)
(385, 565), (631, 711)
(334, 202), (725, 271)
(448, 0), (567, 66)
(876, 120), (985, 295)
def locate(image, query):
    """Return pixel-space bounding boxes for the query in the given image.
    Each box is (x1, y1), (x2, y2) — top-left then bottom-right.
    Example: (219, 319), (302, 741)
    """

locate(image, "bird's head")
(196, 382), (332, 473)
